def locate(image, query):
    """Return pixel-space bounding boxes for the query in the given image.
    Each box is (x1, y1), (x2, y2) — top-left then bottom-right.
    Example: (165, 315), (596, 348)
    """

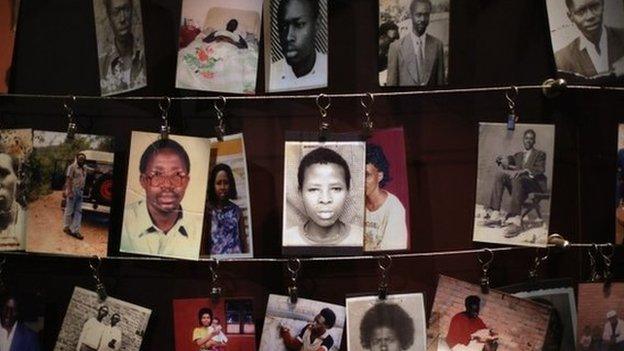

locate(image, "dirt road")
(26, 191), (108, 256)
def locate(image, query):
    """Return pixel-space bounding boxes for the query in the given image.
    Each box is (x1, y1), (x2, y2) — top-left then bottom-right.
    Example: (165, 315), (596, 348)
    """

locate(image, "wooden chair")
(521, 192), (550, 225)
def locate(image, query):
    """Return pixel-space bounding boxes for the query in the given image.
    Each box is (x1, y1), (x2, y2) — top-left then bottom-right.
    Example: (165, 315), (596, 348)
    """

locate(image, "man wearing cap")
(603, 310), (624, 350)
(279, 307), (337, 351)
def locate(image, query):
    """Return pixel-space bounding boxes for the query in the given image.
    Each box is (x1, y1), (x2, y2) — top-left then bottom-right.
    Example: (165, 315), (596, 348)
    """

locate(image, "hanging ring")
(505, 86), (518, 111)
(378, 254), (392, 272)
(214, 96), (227, 140)
(316, 94), (331, 118)
(287, 257), (301, 277)
(478, 248), (494, 272)
(159, 97), (171, 139)
(63, 96), (76, 119)
(210, 259), (222, 300)
(89, 255), (107, 301)
(360, 93), (374, 116)
(158, 97), (171, 117)
(287, 258), (301, 304)
(214, 96), (227, 116)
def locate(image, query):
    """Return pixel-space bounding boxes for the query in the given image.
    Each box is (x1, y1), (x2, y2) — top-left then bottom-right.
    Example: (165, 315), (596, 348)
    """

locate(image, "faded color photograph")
(0, 290), (45, 351)
(473, 123), (555, 247)
(93, 0), (147, 96)
(176, 0), (263, 94)
(26, 131), (114, 257)
(379, 0), (449, 86)
(577, 283), (624, 351)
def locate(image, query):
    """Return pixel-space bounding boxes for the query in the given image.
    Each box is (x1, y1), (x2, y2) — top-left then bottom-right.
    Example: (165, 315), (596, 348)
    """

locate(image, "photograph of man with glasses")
(121, 134), (210, 260)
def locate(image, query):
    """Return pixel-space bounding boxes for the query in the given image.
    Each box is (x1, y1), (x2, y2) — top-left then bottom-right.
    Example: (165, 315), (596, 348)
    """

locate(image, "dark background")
(1, 0), (622, 349)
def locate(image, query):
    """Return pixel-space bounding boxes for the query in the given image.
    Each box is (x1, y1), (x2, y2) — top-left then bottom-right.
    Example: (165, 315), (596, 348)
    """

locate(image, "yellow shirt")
(192, 327), (213, 350)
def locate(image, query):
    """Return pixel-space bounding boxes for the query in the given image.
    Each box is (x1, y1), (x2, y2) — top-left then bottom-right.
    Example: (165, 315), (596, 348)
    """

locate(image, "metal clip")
(541, 78), (567, 98)
(528, 248), (549, 280)
(89, 256), (107, 301)
(377, 254), (392, 300)
(64, 96), (77, 140)
(316, 94), (331, 141)
(588, 244), (602, 282)
(210, 259), (222, 300)
(600, 243), (614, 291)
(214, 96), (227, 141)
(505, 87), (519, 131)
(287, 258), (301, 304)
(478, 249), (494, 293)
(361, 93), (375, 138)
(159, 97), (171, 140)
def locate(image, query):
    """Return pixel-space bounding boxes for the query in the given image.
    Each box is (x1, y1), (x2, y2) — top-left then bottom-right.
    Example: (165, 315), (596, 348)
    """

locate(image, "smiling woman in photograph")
(207, 163), (246, 255)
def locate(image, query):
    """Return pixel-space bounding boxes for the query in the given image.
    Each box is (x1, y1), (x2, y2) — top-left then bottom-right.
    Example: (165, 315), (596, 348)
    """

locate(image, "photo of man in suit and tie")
(473, 123), (555, 248)
(379, 0), (449, 87)
(547, 0), (624, 79)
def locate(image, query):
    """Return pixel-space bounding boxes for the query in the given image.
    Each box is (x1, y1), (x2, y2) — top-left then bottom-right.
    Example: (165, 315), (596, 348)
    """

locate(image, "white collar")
(410, 30), (426, 44)
(136, 200), (189, 238)
(579, 25), (607, 53)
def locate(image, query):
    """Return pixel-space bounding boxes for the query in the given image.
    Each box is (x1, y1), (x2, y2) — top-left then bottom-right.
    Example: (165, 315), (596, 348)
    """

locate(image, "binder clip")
(505, 87), (518, 131)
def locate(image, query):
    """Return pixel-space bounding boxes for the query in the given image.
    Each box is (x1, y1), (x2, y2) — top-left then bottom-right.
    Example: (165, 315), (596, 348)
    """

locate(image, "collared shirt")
(99, 36), (147, 96)
(98, 325), (121, 351)
(67, 162), (87, 190)
(579, 25), (609, 74)
(0, 323), (16, 351)
(77, 318), (104, 350)
(603, 319), (624, 343)
(522, 149), (533, 166)
(120, 200), (202, 260)
(268, 51), (328, 92)
(410, 31), (427, 62)
(297, 325), (333, 351)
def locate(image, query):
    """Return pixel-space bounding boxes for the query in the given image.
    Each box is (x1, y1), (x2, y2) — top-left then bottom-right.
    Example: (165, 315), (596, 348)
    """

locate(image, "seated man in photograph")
(0, 293), (40, 351)
(482, 129), (547, 238)
(121, 139), (202, 258)
(386, 0), (445, 86)
(603, 310), (624, 351)
(364, 144), (408, 251)
(446, 296), (497, 351)
(99, 313), (122, 351)
(555, 0), (624, 78)
(203, 19), (248, 49)
(77, 305), (108, 351)
(279, 308), (336, 351)
(359, 302), (415, 350)
(0, 153), (24, 248)
(270, 0), (327, 91)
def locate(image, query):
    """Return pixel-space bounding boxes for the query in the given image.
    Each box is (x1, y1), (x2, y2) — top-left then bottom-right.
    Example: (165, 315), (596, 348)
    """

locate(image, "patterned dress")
(210, 201), (243, 254)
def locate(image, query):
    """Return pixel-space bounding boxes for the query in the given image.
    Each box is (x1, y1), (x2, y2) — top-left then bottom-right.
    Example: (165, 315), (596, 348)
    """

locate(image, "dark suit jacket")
(554, 26), (624, 77)
(9, 322), (40, 351)
(386, 33), (445, 86)
(506, 149), (547, 191)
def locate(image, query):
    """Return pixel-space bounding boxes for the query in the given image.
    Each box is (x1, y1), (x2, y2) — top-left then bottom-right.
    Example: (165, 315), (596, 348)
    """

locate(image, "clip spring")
(528, 248), (549, 280)
(361, 93), (375, 137)
(377, 254), (392, 300)
(65, 96), (78, 139)
(214, 97), (226, 141)
(478, 249), (494, 293)
(505, 87), (519, 131)
(210, 260), (222, 300)
(316, 94), (331, 140)
(287, 258), (301, 304)
(89, 256), (107, 301)
(159, 97), (171, 140)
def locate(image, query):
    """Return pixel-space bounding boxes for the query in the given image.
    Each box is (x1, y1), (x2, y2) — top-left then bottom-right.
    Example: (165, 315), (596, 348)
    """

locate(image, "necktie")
(416, 38), (425, 84)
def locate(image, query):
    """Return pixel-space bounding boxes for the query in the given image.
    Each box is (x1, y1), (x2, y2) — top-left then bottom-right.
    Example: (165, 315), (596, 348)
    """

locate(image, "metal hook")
(588, 244), (602, 282)
(159, 97), (171, 140)
(287, 258), (301, 304)
(209, 259), (222, 300)
(89, 255), (107, 301)
(360, 93), (375, 137)
(213, 96), (227, 141)
(378, 254), (392, 300)
(505, 87), (519, 131)
(65, 96), (78, 139)
(478, 249), (494, 293)
(316, 94), (331, 139)
(600, 243), (614, 289)
(528, 247), (549, 280)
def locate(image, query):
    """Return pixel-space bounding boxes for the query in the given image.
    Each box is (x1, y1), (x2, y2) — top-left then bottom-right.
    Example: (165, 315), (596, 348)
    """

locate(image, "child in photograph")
(210, 316), (228, 351)
(279, 308), (337, 351)
(207, 163), (246, 255)
(284, 147), (362, 246)
(192, 308), (224, 351)
(359, 303), (415, 351)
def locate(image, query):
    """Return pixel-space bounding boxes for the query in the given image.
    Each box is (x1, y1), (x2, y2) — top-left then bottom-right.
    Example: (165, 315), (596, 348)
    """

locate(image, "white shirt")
(77, 318), (104, 350)
(120, 200), (203, 260)
(603, 319), (624, 343)
(0, 323), (16, 351)
(365, 192), (408, 251)
(98, 325), (122, 351)
(579, 25), (609, 74)
(298, 327), (330, 351)
(410, 31), (426, 61)
(283, 222), (363, 247)
(522, 149), (533, 166)
(268, 51), (327, 92)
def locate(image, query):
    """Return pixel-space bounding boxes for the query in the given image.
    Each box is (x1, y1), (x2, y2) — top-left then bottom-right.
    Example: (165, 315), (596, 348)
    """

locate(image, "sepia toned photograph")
(0, 129), (31, 251)
(26, 131), (114, 257)
(346, 293), (426, 351)
(0, 0), (19, 93)
(473, 123), (555, 247)
(616, 124), (624, 244)
(176, 0), (263, 94)
(121, 131), (210, 260)
(577, 283), (624, 351)
(500, 279), (578, 351)
(365, 128), (410, 252)
(264, 0), (329, 92)
(93, 0), (147, 96)
(259, 294), (345, 351)
(173, 297), (256, 351)
(546, 0), (624, 81)
(378, 0), (449, 87)
(0, 290), (45, 350)
(54, 287), (151, 351)
(202, 133), (253, 258)
(427, 275), (551, 351)
(282, 141), (365, 256)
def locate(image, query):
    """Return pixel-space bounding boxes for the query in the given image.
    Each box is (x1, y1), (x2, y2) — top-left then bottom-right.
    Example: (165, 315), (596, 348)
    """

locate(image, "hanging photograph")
(202, 133), (253, 258)
(173, 297), (256, 351)
(282, 140), (365, 256)
(500, 279), (578, 351)
(365, 128), (410, 252)
(0, 0), (19, 93)
(176, 0), (263, 94)
(545, 0), (624, 83)
(259, 294), (346, 351)
(0, 129), (31, 251)
(427, 275), (551, 351)
(120, 131), (210, 260)
(473, 123), (555, 247)
(0, 290), (45, 350)
(54, 287), (151, 351)
(264, 0), (329, 92)
(577, 282), (624, 351)
(92, 0), (147, 96)
(346, 293), (427, 351)
(378, 0), (449, 87)
(616, 124), (624, 244)
(26, 131), (114, 257)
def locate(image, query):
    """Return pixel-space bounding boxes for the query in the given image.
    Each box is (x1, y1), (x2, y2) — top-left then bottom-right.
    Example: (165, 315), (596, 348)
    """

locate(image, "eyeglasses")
(143, 171), (189, 187)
